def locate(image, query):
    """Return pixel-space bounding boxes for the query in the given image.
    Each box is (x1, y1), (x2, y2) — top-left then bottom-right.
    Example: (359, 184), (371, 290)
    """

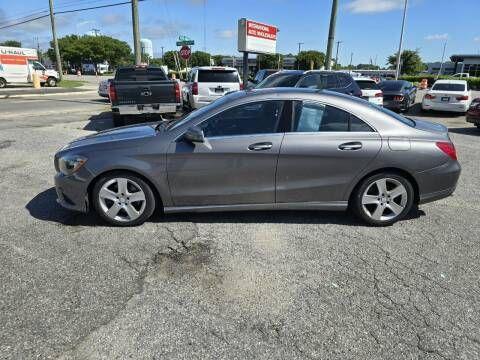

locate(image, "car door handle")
(338, 142), (362, 151)
(248, 142), (273, 151)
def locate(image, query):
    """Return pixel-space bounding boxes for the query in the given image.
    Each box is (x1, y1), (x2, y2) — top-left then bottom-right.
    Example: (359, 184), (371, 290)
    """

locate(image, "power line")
(0, 0), (144, 30)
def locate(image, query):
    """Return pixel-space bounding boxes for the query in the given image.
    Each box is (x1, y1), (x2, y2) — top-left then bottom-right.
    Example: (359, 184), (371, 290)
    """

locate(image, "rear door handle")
(248, 142), (273, 151)
(338, 142), (362, 151)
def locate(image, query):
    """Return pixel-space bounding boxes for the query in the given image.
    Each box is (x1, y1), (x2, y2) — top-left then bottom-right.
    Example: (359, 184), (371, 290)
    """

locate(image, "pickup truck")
(109, 66), (181, 126)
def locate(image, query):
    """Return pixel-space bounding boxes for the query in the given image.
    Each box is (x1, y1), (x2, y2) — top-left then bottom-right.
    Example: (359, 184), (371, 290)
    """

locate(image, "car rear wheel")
(93, 173), (156, 226)
(0, 78), (6, 88)
(47, 77), (57, 87)
(351, 173), (414, 226)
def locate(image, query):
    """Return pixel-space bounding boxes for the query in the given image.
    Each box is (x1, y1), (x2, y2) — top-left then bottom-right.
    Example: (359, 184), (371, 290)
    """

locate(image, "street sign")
(179, 46), (191, 60)
(237, 18), (278, 54)
(176, 40), (195, 46)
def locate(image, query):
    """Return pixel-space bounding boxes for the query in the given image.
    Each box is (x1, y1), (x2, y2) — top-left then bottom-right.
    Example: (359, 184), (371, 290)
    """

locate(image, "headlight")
(58, 155), (87, 175)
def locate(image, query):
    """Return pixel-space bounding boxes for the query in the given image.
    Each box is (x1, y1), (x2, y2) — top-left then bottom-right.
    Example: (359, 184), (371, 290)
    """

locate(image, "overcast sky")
(1, 0), (479, 66)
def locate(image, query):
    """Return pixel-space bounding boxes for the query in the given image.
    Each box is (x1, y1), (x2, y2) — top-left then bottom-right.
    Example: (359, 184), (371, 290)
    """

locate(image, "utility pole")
(161, 46), (164, 63)
(325, 0), (338, 70)
(131, 0), (141, 65)
(335, 40), (342, 69)
(395, 0), (408, 80)
(349, 52), (353, 67)
(297, 42), (304, 70)
(49, 0), (63, 80)
(437, 40), (447, 80)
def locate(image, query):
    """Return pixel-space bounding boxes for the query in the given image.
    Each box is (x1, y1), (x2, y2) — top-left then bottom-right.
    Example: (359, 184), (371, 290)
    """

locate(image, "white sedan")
(422, 79), (471, 113)
(353, 77), (383, 106)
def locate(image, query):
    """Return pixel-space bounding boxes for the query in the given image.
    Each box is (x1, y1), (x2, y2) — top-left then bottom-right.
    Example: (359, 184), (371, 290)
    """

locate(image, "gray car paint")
(54, 88), (460, 215)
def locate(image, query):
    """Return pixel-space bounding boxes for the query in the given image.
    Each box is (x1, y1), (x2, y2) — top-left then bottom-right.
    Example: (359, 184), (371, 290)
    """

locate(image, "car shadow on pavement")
(83, 112), (115, 131)
(406, 103), (465, 118)
(26, 187), (426, 227)
(448, 127), (480, 136)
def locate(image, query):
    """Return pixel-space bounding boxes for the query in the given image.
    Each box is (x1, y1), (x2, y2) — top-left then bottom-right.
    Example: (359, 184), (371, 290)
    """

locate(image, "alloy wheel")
(98, 178), (146, 222)
(361, 177), (408, 222)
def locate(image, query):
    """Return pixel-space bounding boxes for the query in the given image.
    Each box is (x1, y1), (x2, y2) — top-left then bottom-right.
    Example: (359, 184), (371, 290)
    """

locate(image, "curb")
(0, 89), (97, 99)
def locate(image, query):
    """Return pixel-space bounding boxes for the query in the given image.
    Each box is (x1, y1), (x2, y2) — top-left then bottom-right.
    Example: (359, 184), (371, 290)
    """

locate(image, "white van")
(182, 66), (242, 109)
(0, 46), (59, 88)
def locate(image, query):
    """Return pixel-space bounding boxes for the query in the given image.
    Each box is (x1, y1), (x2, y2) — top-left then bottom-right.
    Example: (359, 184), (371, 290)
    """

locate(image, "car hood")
(62, 124), (157, 150)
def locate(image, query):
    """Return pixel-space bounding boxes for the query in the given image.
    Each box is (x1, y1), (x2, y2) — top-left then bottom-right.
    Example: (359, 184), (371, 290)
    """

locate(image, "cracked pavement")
(0, 93), (479, 359)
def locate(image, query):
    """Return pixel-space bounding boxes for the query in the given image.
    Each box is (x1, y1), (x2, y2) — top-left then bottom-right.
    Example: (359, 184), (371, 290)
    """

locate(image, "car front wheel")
(351, 173), (414, 226)
(47, 77), (57, 87)
(92, 173), (156, 226)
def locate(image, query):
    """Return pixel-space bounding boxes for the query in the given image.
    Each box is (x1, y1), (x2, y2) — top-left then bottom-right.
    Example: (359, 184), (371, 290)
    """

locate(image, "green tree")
(257, 53), (283, 69)
(190, 51), (211, 67)
(162, 51), (178, 70)
(296, 51), (325, 70)
(387, 49), (423, 75)
(48, 35), (132, 69)
(355, 63), (381, 70)
(0, 40), (22, 47)
(149, 57), (164, 66)
(211, 55), (223, 66)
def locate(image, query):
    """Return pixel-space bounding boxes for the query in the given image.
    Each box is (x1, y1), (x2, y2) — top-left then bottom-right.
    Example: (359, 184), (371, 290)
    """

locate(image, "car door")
(276, 101), (382, 203)
(167, 100), (286, 206)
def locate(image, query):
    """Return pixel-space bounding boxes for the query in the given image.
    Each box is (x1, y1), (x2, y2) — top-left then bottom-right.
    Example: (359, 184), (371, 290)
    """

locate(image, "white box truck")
(0, 46), (59, 88)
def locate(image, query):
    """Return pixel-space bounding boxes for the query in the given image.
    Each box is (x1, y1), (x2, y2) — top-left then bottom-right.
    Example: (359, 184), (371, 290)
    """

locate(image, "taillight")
(108, 83), (117, 102)
(374, 92), (383, 97)
(394, 95), (404, 101)
(239, 82), (244, 90)
(192, 82), (198, 95)
(174, 81), (180, 103)
(456, 95), (469, 101)
(425, 94), (436, 100)
(436, 141), (457, 161)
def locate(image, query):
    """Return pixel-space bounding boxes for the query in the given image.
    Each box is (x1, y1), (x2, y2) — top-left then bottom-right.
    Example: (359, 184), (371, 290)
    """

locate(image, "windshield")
(379, 81), (404, 91)
(432, 83), (466, 91)
(255, 72), (302, 88)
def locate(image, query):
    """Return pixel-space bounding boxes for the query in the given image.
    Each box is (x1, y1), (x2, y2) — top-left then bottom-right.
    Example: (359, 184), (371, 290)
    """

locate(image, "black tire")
(46, 77), (57, 87)
(112, 113), (125, 127)
(0, 78), (6, 88)
(92, 172), (156, 226)
(351, 172), (415, 226)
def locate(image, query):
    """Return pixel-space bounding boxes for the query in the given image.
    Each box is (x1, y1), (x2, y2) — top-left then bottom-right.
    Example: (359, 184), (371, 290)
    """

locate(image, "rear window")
(198, 70), (239, 83)
(256, 72), (303, 88)
(379, 81), (404, 91)
(116, 68), (167, 81)
(432, 83), (466, 91)
(356, 80), (380, 90)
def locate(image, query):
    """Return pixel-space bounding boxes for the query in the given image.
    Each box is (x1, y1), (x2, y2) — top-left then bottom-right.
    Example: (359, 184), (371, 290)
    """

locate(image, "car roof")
(353, 77), (375, 81)
(433, 79), (467, 84)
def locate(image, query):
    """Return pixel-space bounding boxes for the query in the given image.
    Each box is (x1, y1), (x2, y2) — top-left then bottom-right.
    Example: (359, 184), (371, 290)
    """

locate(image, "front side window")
(199, 100), (284, 137)
(292, 101), (373, 132)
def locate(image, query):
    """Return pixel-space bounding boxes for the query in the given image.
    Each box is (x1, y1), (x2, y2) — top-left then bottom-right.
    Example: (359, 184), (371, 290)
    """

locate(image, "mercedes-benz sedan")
(54, 88), (460, 226)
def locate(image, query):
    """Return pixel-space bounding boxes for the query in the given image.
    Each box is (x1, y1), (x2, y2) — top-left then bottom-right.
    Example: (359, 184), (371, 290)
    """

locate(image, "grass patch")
(58, 80), (86, 88)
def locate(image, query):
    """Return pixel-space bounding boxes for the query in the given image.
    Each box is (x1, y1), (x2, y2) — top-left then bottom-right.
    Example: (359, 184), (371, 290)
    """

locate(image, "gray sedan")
(54, 88), (460, 226)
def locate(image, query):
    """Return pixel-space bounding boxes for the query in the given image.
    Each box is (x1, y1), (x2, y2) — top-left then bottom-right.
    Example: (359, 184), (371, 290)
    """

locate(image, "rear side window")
(337, 73), (353, 88)
(292, 101), (373, 132)
(297, 73), (339, 89)
(198, 70), (239, 83)
(116, 68), (167, 81)
(432, 83), (466, 91)
(356, 80), (380, 90)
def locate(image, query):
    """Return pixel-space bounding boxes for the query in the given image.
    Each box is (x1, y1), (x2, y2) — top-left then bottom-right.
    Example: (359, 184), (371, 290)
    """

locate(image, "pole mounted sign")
(179, 45), (191, 60)
(237, 18), (278, 54)
(176, 35), (195, 46)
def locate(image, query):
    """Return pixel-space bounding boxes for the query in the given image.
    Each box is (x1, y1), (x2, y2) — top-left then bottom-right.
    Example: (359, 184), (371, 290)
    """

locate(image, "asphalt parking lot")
(1, 91), (479, 359)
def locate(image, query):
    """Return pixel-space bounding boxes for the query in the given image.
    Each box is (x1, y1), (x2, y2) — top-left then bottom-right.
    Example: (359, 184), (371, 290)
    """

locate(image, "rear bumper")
(383, 100), (407, 111)
(113, 103), (178, 115)
(54, 172), (89, 213)
(415, 160), (461, 205)
(422, 100), (469, 113)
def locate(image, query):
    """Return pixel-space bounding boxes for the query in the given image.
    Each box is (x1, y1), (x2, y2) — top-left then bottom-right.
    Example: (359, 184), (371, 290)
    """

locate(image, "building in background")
(140, 39), (154, 60)
(426, 55), (480, 76)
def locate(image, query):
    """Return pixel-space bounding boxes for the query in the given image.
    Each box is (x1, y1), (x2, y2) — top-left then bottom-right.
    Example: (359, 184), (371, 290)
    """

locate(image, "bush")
(399, 75), (480, 90)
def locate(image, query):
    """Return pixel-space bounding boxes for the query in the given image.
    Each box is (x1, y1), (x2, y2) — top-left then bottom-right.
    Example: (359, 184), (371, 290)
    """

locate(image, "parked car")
(452, 73), (470, 78)
(182, 66), (242, 110)
(422, 80), (472, 113)
(98, 78), (112, 98)
(378, 80), (417, 112)
(248, 69), (279, 88)
(466, 98), (480, 128)
(353, 77), (383, 106)
(54, 88), (460, 227)
(256, 70), (362, 97)
(108, 65), (181, 126)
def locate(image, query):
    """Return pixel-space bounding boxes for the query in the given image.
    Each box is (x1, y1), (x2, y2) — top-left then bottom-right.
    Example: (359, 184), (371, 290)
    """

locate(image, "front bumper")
(416, 160), (461, 205)
(54, 172), (89, 212)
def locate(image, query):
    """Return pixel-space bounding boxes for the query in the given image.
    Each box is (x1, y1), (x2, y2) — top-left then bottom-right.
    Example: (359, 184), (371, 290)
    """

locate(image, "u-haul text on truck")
(0, 46), (59, 88)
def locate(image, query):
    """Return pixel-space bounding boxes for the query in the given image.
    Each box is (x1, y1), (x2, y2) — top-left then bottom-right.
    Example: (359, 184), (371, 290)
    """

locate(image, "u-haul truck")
(0, 46), (59, 88)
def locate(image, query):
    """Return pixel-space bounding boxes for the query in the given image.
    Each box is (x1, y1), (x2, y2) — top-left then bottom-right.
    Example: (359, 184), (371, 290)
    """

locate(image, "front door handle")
(338, 141), (362, 151)
(248, 142), (273, 151)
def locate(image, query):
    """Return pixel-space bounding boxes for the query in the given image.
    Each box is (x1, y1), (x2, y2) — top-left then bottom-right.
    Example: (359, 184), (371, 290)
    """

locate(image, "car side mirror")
(183, 126), (205, 143)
